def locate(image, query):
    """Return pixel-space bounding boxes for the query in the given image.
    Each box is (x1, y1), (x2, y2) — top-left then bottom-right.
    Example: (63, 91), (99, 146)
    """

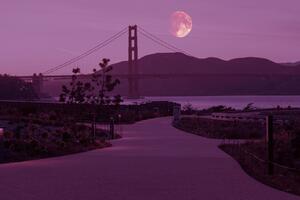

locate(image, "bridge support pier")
(128, 25), (140, 99)
(32, 73), (44, 98)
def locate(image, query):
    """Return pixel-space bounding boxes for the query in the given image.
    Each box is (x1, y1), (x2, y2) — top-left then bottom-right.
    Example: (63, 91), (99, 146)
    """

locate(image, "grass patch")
(174, 117), (264, 139)
(220, 143), (300, 196)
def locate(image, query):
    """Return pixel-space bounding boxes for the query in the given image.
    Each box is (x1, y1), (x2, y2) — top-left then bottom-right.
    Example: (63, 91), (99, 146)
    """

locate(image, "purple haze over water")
(125, 96), (300, 109)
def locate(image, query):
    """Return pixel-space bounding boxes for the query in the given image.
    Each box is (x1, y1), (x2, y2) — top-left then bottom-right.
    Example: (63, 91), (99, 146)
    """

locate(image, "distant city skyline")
(0, 0), (299, 75)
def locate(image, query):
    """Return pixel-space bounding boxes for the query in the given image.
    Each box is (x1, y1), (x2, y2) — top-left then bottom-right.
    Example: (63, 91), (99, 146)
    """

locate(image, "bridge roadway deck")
(18, 73), (300, 81)
(0, 117), (299, 200)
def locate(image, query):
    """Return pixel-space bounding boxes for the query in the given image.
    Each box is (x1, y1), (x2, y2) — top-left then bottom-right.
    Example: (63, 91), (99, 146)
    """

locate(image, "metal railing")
(220, 139), (300, 179)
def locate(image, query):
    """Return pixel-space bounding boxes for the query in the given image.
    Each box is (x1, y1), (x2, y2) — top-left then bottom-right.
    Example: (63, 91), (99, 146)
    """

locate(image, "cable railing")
(221, 139), (300, 175)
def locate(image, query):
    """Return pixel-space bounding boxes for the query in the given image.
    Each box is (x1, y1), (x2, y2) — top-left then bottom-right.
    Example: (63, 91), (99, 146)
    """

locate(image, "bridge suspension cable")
(137, 25), (193, 57)
(43, 27), (128, 75)
(42, 25), (193, 75)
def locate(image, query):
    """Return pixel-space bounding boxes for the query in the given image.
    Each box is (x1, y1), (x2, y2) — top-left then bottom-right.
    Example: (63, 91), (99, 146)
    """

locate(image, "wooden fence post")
(266, 115), (274, 175)
(173, 104), (181, 125)
(110, 117), (115, 139)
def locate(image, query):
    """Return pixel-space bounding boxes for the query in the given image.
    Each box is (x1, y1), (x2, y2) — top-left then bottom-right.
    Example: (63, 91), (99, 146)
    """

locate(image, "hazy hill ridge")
(45, 53), (300, 96)
(111, 52), (300, 75)
(107, 53), (300, 96)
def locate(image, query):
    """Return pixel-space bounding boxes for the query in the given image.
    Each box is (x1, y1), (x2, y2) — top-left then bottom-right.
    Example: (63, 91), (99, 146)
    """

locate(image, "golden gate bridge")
(16, 25), (280, 99)
(18, 25), (193, 99)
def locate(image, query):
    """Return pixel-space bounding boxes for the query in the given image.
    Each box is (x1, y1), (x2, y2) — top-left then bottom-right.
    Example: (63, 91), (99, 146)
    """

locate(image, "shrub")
(176, 117), (264, 139)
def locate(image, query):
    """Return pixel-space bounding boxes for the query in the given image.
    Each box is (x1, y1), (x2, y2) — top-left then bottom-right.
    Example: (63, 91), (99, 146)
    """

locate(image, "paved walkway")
(0, 117), (299, 200)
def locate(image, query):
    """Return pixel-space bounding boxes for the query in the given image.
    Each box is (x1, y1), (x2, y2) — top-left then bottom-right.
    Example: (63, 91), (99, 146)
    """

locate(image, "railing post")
(173, 104), (181, 125)
(266, 115), (274, 175)
(90, 112), (96, 141)
(110, 117), (115, 139)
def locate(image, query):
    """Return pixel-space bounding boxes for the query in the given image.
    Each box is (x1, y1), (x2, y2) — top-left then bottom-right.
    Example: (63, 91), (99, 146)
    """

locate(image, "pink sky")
(0, 0), (299, 75)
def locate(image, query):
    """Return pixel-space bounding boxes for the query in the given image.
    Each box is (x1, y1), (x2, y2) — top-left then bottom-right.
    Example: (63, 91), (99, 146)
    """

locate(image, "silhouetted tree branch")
(59, 58), (122, 140)
(90, 58), (122, 106)
(59, 68), (92, 104)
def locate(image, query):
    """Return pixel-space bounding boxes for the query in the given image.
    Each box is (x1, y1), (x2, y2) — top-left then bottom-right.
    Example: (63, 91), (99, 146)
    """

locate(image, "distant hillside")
(281, 61), (300, 67)
(111, 53), (300, 75)
(44, 53), (300, 96)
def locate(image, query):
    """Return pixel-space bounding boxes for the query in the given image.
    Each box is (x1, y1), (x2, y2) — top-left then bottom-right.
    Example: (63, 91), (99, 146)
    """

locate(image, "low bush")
(0, 123), (110, 163)
(175, 117), (264, 139)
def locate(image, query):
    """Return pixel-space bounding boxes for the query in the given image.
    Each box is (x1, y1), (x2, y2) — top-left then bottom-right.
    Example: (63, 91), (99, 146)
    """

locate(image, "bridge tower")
(128, 25), (139, 99)
(32, 73), (44, 98)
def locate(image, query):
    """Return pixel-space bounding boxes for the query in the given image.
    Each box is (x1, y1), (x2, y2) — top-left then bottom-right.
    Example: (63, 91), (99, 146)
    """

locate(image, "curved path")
(0, 117), (299, 200)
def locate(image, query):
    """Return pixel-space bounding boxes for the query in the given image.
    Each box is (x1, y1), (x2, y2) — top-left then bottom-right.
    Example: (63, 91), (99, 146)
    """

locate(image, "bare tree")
(90, 58), (121, 106)
(59, 58), (122, 140)
(89, 59), (122, 139)
(59, 68), (92, 104)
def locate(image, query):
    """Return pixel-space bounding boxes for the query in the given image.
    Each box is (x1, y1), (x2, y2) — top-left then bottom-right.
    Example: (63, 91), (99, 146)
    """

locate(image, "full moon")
(170, 11), (192, 38)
